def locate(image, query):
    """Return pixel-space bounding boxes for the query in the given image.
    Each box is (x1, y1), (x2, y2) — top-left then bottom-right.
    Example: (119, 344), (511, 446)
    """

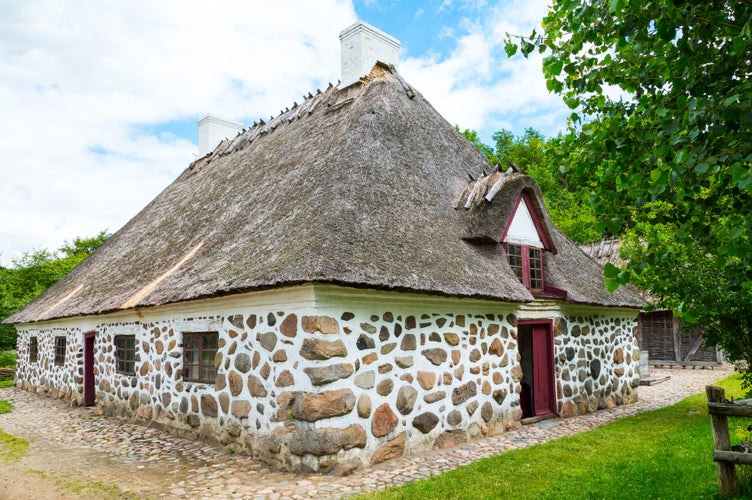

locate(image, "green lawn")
(363, 375), (749, 499)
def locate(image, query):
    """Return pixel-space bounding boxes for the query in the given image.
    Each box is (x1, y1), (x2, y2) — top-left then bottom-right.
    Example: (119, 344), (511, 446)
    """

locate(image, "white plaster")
(198, 114), (244, 156)
(339, 21), (400, 88)
(503, 198), (544, 247)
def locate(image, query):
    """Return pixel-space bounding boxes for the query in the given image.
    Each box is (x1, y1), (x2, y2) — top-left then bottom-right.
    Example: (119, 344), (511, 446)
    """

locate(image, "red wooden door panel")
(532, 324), (553, 415)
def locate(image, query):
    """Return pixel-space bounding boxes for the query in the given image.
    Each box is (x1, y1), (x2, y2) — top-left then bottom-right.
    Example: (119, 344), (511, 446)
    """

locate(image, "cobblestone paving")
(0, 366), (732, 499)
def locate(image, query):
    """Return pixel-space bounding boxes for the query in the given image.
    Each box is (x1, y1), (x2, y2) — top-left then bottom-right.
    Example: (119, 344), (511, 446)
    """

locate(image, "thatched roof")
(7, 64), (643, 324)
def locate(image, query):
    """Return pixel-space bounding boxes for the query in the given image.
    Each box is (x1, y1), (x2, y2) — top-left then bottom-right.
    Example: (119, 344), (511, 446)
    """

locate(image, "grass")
(0, 428), (28, 463)
(0, 400), (12, 414)
(363, 375), (748, 500)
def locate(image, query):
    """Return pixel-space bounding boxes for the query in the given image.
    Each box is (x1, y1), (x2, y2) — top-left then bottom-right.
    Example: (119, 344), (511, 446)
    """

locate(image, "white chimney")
(198, 114), (244, 156)
(339, 21), (400, 88)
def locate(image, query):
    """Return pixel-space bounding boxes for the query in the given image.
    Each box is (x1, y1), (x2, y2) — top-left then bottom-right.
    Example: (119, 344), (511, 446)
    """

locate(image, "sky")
(0, 0), (569, 265)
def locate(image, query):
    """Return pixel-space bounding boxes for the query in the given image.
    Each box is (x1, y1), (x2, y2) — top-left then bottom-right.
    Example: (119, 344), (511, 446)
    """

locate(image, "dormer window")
(505, 243), (544, 291)
(502, 191), (552, 293)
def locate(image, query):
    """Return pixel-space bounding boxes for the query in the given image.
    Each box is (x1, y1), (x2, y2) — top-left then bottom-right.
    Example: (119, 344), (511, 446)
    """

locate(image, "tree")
(459, 126), (602, 243)
(0, 232), (109, 350)
(506, 1), (752, 383)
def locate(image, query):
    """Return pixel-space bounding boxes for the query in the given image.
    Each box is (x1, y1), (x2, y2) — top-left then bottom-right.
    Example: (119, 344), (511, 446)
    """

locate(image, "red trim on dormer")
(500, 191), (552, 251)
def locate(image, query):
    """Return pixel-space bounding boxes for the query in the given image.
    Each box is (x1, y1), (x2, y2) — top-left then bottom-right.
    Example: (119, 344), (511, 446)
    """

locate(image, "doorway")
(518, 321), (555, 419)
(83, 331), (96, 406)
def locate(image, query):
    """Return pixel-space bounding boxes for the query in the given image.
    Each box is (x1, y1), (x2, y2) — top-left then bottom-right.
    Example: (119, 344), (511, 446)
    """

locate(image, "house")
(6, 22), (645, 472)
(580, 239), (723, 366)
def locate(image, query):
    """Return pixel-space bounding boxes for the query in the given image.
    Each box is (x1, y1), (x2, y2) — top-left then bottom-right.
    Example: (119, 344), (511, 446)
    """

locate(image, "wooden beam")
(715, 450), (752, 466)
(684, 335), (706, 362)
(708, 401), (752, 417)
(673, 316), (683, 362)
(707, 385), (740, 497)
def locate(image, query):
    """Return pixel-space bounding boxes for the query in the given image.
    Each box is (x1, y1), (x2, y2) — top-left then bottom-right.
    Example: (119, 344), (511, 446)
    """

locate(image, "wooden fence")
(706, 385), (752, 497)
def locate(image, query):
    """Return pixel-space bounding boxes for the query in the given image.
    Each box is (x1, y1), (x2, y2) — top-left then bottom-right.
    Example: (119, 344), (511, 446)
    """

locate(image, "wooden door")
(531, 324), (554, 415)
(83, 332), (95, 406)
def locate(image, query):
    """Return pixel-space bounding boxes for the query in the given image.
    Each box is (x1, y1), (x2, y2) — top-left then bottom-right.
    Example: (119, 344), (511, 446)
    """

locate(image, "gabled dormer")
(500, 191), (552, 292)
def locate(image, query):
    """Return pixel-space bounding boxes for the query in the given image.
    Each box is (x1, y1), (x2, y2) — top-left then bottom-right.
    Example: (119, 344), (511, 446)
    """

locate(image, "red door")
(83, 332), (96, 406)
(531, 324), (554, 415)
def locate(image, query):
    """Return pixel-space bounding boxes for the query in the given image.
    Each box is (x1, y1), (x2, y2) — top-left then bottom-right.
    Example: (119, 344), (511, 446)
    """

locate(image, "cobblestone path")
(0, 366), (732, 499)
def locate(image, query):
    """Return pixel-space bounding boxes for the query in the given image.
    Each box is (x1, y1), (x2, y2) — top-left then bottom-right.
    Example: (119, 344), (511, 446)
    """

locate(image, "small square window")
(505, 243), (545, 291)
(29, 337), (38, 363)
(183, 332), (218, 384)
(528, 247), (544, 291)
(115, 335), (136, 375)
(54, 336), (66, 366)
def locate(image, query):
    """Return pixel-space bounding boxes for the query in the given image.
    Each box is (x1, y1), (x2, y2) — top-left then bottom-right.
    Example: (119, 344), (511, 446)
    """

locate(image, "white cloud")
(0, 0), (357, 264)
(0, 0), (567, 265)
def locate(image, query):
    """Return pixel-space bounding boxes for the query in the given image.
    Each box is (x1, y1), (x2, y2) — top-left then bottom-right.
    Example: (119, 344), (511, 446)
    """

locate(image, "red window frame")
(505, 243), (545, 291)
(183, 332), (218, 384)
(54, 336), (66, 366)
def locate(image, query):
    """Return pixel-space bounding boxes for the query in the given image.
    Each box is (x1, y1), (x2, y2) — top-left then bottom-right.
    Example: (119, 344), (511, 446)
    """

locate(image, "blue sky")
(0, 0), (565, 264)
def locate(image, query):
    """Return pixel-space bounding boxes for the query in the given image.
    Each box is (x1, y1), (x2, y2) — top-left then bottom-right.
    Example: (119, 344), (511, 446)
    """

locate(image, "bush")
(0, 351), (16, 368)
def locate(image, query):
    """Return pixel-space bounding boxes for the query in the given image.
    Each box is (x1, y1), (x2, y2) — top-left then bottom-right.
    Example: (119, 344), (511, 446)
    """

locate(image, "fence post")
(707, 385), (740, 497)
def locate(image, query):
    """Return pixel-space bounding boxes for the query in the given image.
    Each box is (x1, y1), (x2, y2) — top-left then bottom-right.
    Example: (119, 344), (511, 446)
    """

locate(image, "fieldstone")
(379, 326), (390, 341)
(469, 349), (481, 362)
(406, 316), (416, 330)
(234, 353), (252, 373)
(429, 332), (441, 342)
(481, 401), (493, 422)
(466, 400), (479, 415)
(362, 352), (377, 364)
(452, 381), (477, 405)
(381, 343), (397, 355)
(560, 400), (578, 418)
(228, 371), (243, 396)
(378, 363), (393, 374)
(304, 363), (354, 386)
(614, 348), (624, 364)
(454, 365), (465, 380)
(447, 410), (462, 425)
(614, 367), (625, 376)
(283, 424), (367, 456)
(456, 315), (466, 327)
(300, 315), (339, 335)
(488, 324), (500, 336)
(281, 389), (355, 423)
(488, 338), (504, 356)
(276, 370), (294, 387)
(493, 388), (507, 405)
(360, 323), (377, 334)
(252, 351), (260, 369)
(423, 390), (445, 403)
(370, 432), (406, 465)
(231, 400), (251, 418)
(260, 362), (271, 379)
(511, 365), (523, 381)
(341, 312), (355, 321)
(280, 314), (298, 338)
(218, 392), (230, 413)
(354, 370), (375, 389)
(357, 394), (372, 418)
(357, 334), (375, 351)
(590, 359), (601, 379)
(257, 332), (277, 352)
(400, 334), (416, 351)
(395, 356), (414, 369)
(247, 374), (267, 397)
(444, 333), (460, 346)
(376, 379), (394, 396)
(272, 349), (287, 362)
(228, 315), (244, 329)
(436, 429), (467, 449)
(413, 412), (439, 433)
(246, 315), (257, 329)
(396, 385), (418, 415)
(300, 338), (347, 360)
(200, 394), (218, 418)
(372, 403), (399, 437)
(422, 348), (447, 366)
(267, 313), (277, 326)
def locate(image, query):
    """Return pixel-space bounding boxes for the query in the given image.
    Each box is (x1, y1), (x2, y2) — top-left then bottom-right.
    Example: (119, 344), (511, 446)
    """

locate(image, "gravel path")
(0, 365), (733, 499)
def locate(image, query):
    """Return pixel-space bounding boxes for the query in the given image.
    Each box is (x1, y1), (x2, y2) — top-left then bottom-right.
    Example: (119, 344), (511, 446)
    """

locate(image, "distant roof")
(7, 64), (643, 324)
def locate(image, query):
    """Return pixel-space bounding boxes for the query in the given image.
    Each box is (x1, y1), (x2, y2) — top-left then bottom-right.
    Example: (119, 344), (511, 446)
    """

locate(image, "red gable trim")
(500, 191), (552, 251)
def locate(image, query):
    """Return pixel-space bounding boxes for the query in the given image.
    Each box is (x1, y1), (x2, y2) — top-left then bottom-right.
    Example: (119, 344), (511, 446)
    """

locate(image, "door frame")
(83, 331), (96, 406)
(518, 319), (556, 416)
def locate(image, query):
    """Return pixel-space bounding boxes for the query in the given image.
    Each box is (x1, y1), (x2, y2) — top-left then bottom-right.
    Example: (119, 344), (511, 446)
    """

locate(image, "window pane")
(183, 332), (218, 383)
(528, 247), (544, 290)
(507, 244), (524, 282)
(115, 335), (136, 374)
(29, 338), (38, 362)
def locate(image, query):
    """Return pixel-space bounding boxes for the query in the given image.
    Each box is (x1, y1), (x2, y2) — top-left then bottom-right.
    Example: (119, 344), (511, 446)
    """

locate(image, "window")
(54, 336), (66, 366)
(115, 335), (136, 375)
(29, 337), (38, 362)
(505, 243), (545, 292)
(183, 332), (218, 383)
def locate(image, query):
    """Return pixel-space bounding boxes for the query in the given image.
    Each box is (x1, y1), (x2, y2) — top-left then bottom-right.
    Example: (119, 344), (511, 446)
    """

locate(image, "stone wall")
(13, 287), (639, 472)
